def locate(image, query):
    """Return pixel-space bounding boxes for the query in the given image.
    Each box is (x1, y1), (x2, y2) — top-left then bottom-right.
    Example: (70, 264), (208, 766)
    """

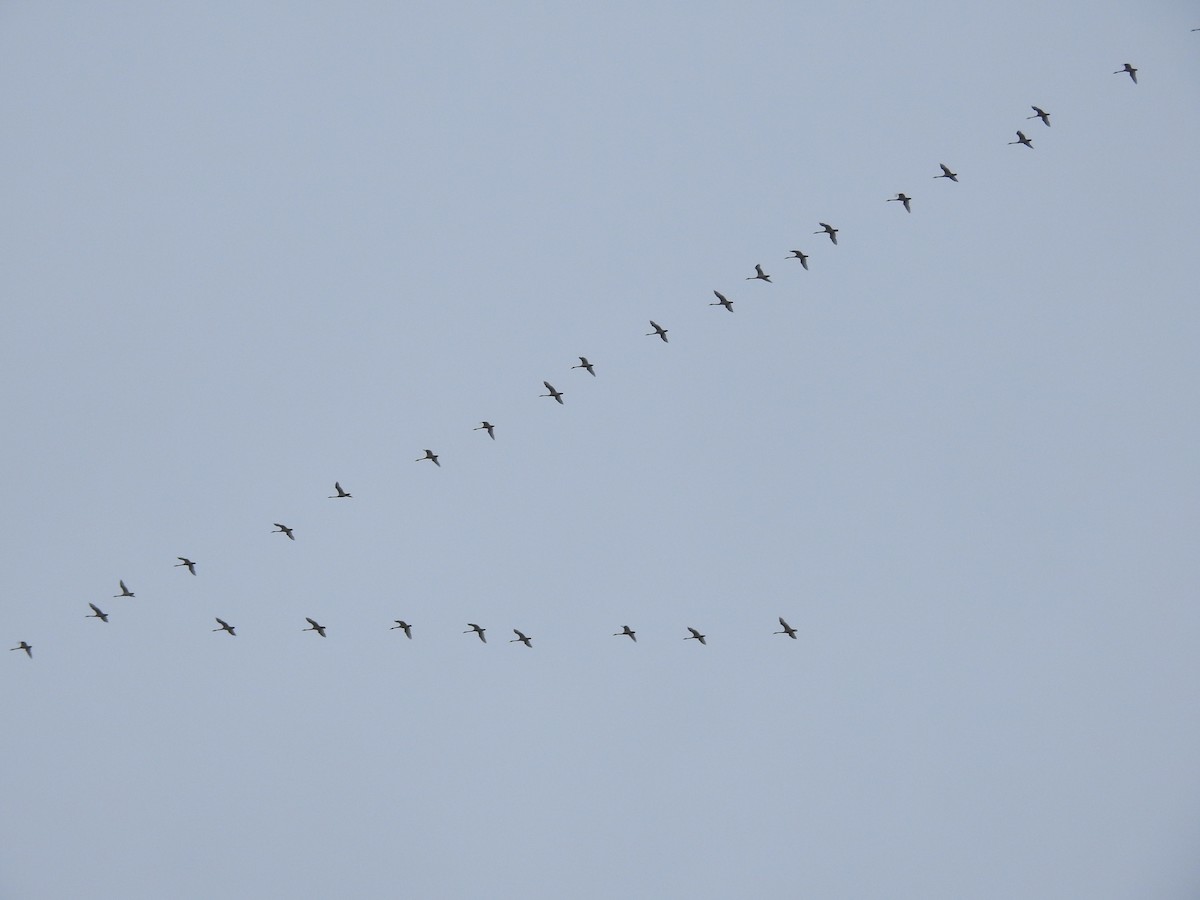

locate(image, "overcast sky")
(3, 3), (1200, 898)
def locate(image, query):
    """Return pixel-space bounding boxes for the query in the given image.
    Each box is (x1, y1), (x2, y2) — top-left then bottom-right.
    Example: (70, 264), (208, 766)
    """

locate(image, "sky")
(2, 2), (1200, 898)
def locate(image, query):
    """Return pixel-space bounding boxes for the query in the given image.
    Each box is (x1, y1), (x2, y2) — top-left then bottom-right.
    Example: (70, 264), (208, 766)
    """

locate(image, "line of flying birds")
(9, 60), (1155, 661)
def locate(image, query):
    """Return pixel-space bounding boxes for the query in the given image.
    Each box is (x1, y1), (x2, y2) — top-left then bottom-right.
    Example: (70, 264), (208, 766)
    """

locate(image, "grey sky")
(3, 3), (1199, 898)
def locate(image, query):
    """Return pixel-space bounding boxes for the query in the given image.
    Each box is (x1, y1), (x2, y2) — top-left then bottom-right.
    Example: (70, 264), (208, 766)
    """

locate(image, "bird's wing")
(90, 603), (102, 614)
(688, 627), (701, 637)
(698, 635), (706, 644)
(215, 618), (229, 627)
(544, 381), (555, 391)
(306, 617), (318, 627)
(119, 580), (128, 591)
(650, 321), (660, 330)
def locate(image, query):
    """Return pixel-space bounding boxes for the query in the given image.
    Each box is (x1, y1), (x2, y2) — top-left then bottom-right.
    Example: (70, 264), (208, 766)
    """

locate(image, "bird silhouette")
(710, 290), (733, 312)
(684, 627), (707, 645)
(272, 523), (295, 541)
(11, 641), (32, 658)
(391, 620), (413, 638)
(175, 557), (197, 575)
(474, 422), (495, 440)
(934, 163), (959, 182)
(746, 264), (771, 282)
(465, 623), (487, 643)
(814, 223), (838, 245)
(572, 357), (596, 376)
(1114, 63), (1137, 83)
(646, 321), (669, 343)
(328, 482), (351, 499)
(114, 580), (134, 598)
(1009, 130), (1033, 148)
(87, 603), (109, 623)
(303, 617), (327, 638)
(510, 629), (533, 647)
(213, 618), (236, 636)
(541, 381), (564, 404)
(1028, 106), (1051, 126)
(416, 449), (440, 467)
(888, 193), (912, 212)
(614, 625), (637, 642)
(786, 250), (809, 269)
(774, 617), (798, 639)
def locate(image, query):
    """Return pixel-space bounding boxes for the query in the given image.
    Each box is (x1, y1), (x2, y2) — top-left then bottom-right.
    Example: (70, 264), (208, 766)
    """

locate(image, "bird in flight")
(934, 163), (959, 182)
(328, 482), (352, 499)
(416, 449), (440, 467)
(541, 381), (564, 404)
(572, 357), (596, 376)
(786, 250), (809, 270)
(87, 603), (109, 623)
(1114, 63), (1138, 83)
(684, 627), (707, 645)
(114, 580), (134, 598)
(774, 617), (798, 639)
(888, 193), (912, 213)
(710, 290), (733, 312)
(175, 557), (197, 575)
(272, 523), (295, 541)
(465, 623), (487, 643)
(1009, 130), (1033, 149)
(11, 641), (32, 658)
(746, 264), (771, 283)
(1027, 106), (1051, 126)
(213, 618), (236, 636)
(614, 625), (637, 642)
(646, 321), (669, 343)
(474, 422), (495, 440)
(814, 223), (838, 245)
(510, 629), (533, 647)
(303, 617), (327, 638)
(391, 620), (413, 638)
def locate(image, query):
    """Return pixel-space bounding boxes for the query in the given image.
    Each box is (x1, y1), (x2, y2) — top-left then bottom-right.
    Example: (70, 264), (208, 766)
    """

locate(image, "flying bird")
(474, 422), (495, 440)
(540, 381), (564, 404)
(272, 523), (295, 541)
(1028, 106), (1051, 126)
(213, 618), (236, 636)
(1009, 130), (1033, 148)
(614, 625), (637, 642)
(175, 557), (197, 575)
(888, 193), (912, 212)
(464, 623), (487, 643)
(416, 449), (440, 467)
(328, 482), (351, 499)
(684, 627), (707, 645)
(11, 641), (32, 658)
(710, 290), (733, 312)
(1114, 63), (1137, 83)
(646, 321), (669, 343)
(114, 580), (134, 598)
(774, 617), (798, 639)
(87, 603), (109, 623)
(746, 264), (771, 283)
(934, 163), (959, 182)
(572, 357), (596, 376)
(786, 250), (809, 270)
(814, 223), (838, 245)
(303, 617), (327, 638)
(390, 620), (413, 638)
(510, 629), (533, 647)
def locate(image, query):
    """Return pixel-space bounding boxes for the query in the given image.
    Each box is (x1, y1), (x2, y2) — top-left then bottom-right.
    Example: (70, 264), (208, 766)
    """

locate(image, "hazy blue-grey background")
(3, 3), (1199, 898)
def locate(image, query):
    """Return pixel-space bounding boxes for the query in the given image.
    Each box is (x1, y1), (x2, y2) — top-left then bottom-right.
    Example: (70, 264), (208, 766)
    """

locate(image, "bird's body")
(303, 617), (327, 638)
(774, 617), (798, 639)
(213, 618), (236, 636)
(935, 163), (959, 182)
(114, 580), (134, 598)
(572, 357), (596, 376)
(510, 629), (532, 647)
(815, 223), (838, 245)
(1028, 106), (1050, 126)
(328, 482), (352, 499)
(685, 627), (707, 645)
(786, 250), (809, 269)
(710, 290), (733, 312)
(465, 623), (487, 643)
(647, 321), (669, 343)
(1009, 130), (1033, 148)
(746, 264), (771, 282)
(87, 603), (109, 623)
(417, 449), (440, 467)
(391, 620), (413, 638)
(273, 523), (295, 541)
(614, 625), (637, 642)
(541, 381), (564, 404)
(888, 193), (912, 212)
(11, 641), (32, 657)
(175, 557), (197, 575)
(474, 422), (495, 440)
(1115, 63), (1138, 83)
